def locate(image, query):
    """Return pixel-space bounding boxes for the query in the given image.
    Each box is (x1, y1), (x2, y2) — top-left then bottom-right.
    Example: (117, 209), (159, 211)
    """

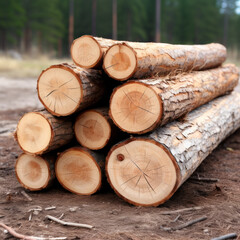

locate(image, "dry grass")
(0, 56), (72, 79)
(0, 49), (239, 79)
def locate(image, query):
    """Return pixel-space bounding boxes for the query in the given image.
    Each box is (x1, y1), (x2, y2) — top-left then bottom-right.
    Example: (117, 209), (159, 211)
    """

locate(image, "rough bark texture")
(36, 110), (74, 154)
(15, 109), (74, 155)
(103, 41), (227, 80)
(15, 152), (56, 191)
(106, 92), (240, 206)
(149, 91), (240, 184)
(110, 64), (239, 134)
(37, 63), (106, 116)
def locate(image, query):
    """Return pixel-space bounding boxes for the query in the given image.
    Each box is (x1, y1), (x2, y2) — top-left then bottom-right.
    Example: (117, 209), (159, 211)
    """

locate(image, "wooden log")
(103, 41), (226, 81)
(106, 92), (240, 206)
(37, 63), (105, 116)
(15, 110), (74, 155)
(109, 64), (239, 134)
(74, 107), (122, 150)
(55, 147), (104, 195)
(15, 152), (56, 191)
(71, 35), (120, 69)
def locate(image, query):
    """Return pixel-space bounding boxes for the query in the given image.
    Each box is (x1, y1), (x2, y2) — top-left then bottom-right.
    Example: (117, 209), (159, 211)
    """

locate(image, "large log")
(15, 153), (56, 191)
(71, 35), (120, 69)
(37, 63), (105, 116)
(110, 64), (239, 134)
(103, 41), (226, 81)
(74, 107), (122, 150)
(106, 92), (240, 206)
(55, 147), (104, 195)
(15, 110), (74, 155)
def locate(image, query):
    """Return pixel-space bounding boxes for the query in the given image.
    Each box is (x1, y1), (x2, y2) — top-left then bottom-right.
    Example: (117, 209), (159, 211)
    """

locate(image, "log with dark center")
(103, 41), (226, 81)
(109, 64), (239, 134)
(55, 147), (104, 195)
(106, 92), (240, 206)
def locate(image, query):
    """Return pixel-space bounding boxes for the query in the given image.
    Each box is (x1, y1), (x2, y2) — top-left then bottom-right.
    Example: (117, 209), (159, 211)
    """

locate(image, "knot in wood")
(117, 154), (125, 161)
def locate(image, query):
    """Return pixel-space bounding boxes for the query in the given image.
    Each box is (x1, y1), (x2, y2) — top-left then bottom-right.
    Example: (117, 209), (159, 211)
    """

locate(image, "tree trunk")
(15, 110), (74, 155)
(37, 63), (105, 116)
(106, 91), (240, 206)
(71, 35), (123, 69)
(103, 41), (227, 81)
(55, 147), (104, 195)
(74, 107), (123, 150)
(110, 64), (239, 134)
(15, 152), (56, 191)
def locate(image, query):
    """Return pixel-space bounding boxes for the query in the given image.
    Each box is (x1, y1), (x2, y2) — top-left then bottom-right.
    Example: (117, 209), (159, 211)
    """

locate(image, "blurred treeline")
(0, 0), (239, 57)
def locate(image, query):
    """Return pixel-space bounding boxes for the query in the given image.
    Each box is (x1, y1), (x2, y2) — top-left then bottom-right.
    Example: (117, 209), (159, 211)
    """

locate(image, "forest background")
(0, 0), (239, 60)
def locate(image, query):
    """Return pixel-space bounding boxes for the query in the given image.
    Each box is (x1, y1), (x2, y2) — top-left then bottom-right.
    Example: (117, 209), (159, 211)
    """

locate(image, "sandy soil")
(0, 77), (240, 240)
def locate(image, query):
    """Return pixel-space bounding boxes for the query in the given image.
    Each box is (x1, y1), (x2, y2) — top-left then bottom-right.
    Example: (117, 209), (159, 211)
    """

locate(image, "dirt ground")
(0, 77), (240, 240)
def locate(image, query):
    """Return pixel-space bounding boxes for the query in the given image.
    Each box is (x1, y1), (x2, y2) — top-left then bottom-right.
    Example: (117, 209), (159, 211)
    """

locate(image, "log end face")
(15, 154), (51, 191)
(55, 148), (101, 195)
(110, 82), (162, 134)
(106, 139), (179, 206)
(37, 65), (82, 116)
(71, 35), (102, 69)
(103, 44), (137, 81)
(75, 110), (111, 150)
(16, 112), (52, 154)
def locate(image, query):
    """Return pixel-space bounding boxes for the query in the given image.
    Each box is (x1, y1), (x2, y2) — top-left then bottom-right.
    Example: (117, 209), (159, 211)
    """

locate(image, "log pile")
(14, 35), (240, 206)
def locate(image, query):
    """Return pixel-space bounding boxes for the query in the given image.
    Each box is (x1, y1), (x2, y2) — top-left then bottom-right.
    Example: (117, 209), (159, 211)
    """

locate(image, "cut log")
(106, 92), (240, 206)
(103, 41), (226, 81)
(109, 64), (239, 134)
(15, 153), (55, 191)
(15, 110), (74, 155)
(71, 35), (120, 69)
(55, 147), (104, 195)
(37, 63), (105, 116)
(74, 107), (121, 150)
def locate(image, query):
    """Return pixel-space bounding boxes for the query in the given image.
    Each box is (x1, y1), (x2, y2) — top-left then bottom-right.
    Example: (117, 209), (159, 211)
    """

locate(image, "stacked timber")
(14, 35), (240, 206)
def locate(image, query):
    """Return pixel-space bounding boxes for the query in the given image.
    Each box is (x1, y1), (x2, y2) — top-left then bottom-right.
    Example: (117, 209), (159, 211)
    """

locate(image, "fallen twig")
(0, 215), (4, 219)
(160, 206), (203, 215)
(45, 206), (56, 211)
(0, 222), (67, 240)
(190, 177), (219, 182)
(173, 215), (180, 222)
(211, 233), (238, 240)
(21, 190), (32, 201)
(160, 216), (207, 231)
(46, 215), (93, 229)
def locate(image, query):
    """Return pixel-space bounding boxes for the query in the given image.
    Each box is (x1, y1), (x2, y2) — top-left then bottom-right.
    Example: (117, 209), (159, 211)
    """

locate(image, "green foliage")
(0, 0), (239, 55)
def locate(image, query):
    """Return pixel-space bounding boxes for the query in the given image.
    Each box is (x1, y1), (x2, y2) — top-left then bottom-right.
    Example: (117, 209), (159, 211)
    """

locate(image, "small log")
(71, 35), (120, 69)
(106, 92), (240, 206)
(15, 153), (56, 191)
(37, 63), (105, 116)
(109, 64), (239, 134)
(74, 107), (122, 150)
(103, 41), (226, 81)
(55, 147), (104, 195)
(15, 110), (74, 155)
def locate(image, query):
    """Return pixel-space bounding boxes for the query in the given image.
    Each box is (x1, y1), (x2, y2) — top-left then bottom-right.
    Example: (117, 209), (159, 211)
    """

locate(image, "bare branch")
(46, 215), (93, 229)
